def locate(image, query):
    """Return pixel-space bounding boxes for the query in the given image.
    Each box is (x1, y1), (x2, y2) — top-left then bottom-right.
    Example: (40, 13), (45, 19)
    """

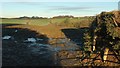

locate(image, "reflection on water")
(3, 35), (82, 66)
(23, 38), (81, 53)
(3, 36), (81, 52)
(26, 38), (36, 43)
(2, 36), (12, 40)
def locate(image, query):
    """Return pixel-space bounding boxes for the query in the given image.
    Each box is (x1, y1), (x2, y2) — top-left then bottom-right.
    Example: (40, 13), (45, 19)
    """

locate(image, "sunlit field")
(1, 17), (94, 27)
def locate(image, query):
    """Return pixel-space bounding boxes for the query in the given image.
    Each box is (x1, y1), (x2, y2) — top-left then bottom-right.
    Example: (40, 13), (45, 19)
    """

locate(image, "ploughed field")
(2, 24), (120, 66)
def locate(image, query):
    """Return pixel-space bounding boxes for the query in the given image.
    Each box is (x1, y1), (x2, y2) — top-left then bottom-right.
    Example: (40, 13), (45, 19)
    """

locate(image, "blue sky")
(1, 2), (118, 18)
(0, 0), (119, 2)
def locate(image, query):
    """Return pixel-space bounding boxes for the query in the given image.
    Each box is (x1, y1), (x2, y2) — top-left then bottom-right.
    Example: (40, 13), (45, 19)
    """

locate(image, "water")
(50, 38), (80, 51)
(27, 38), (36, 43)
(22, 37), (81, 60)
(2, 36), (12, 40)
(15, 30), (18, 32)
(25, 38), (36, 43)
(36, 38), (44, 41)
(3, 36), (81, 52)
(3, 35), (82, 66)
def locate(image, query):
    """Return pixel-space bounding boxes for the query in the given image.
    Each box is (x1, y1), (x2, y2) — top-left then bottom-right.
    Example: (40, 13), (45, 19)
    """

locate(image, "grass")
(0, 17), (94, 27)
(58, 17), (94, 28)
(0, 18), (66, 26)
(1, 18), (50, 25)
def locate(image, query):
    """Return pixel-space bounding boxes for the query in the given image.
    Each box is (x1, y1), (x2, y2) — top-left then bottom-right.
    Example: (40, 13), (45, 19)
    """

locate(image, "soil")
(2, 24), (120, 67)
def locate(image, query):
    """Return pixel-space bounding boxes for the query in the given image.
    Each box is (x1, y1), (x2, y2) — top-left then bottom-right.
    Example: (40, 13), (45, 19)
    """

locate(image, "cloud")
(49, 6), (94, 11)
(59, 7), (92, 10)
(46, 5), (96, 14)
(58, 11), (70, 13)
(2, 2), (44, 5)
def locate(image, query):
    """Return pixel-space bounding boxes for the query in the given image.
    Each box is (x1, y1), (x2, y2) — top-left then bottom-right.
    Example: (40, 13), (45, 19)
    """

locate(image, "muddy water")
(2, 27), (83, 66)
(21, 37), (80, 53)
(2, 36), (81, 51)
(23, 38), (81, 65)
(2, 36), (82, 66)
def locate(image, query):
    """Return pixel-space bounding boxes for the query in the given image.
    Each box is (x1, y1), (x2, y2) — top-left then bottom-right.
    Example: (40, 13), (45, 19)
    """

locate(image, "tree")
(84, 11), (120, 62)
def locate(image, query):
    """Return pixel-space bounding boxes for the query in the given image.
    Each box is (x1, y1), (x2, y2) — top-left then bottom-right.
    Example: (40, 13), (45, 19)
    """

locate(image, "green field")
(0, 17), (94, 27)
(1, 18), (65, 26)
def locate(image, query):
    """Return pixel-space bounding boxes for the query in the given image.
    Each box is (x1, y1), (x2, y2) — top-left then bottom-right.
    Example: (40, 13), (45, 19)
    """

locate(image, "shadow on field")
(61, 27), (120, 66)
(61, 27), (89, 46)
(2, 24), (57, 67)
(2, 24), (22, 28)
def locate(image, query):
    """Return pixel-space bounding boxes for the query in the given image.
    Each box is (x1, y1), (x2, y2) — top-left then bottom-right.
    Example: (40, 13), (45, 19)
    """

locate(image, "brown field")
(4, 24), (67, 38)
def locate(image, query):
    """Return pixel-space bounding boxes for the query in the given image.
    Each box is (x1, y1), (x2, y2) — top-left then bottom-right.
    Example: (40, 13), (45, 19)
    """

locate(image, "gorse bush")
(59, 17), (94, 27)
(84, 11), (120, 62)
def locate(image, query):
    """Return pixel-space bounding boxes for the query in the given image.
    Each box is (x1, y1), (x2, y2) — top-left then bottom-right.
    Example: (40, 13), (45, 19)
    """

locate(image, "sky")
(0, 0), (119, 2)
(0, 2), (119, 18)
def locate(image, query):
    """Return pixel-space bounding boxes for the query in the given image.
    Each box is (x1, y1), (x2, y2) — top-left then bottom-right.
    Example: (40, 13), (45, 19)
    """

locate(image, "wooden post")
(92, 35), (97, 51)
(103, 47), (109, 62)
